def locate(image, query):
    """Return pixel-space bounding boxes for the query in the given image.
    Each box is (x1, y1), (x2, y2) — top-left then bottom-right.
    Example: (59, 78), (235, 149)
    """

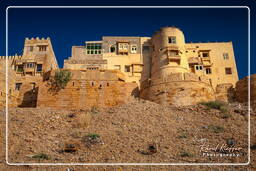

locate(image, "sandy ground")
(0, 98), (255, 170)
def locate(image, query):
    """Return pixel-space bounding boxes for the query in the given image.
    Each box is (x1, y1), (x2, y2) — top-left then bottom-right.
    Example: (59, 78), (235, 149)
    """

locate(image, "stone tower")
(140, 26), (216, 106)
(151, 27), (189, 80)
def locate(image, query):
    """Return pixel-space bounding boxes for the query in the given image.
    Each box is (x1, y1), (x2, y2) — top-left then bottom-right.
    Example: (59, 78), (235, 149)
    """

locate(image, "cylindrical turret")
(151, 27), (189, 80)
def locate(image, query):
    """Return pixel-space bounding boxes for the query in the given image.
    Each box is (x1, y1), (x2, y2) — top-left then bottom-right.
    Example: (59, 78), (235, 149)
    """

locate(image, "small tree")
(48, 70), (72, 92)
(54, 70), (72, 89)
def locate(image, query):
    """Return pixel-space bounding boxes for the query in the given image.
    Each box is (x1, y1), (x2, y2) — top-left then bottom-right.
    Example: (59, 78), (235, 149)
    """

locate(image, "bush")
(87, 133), (100, 140)
(177, 134), (187, 139)
(54, 70), (72, 89)
(199, 101), (228, 113)
(32, 153), (50, 160)
(179, 151), (192, 157)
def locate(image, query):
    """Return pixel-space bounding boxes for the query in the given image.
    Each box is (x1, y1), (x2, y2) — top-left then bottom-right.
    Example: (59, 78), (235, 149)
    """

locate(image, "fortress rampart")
(0, 27), (245, 108)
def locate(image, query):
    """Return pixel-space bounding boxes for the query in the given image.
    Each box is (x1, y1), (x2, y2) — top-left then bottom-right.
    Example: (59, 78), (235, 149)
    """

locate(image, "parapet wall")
(140, 72), (215, 106)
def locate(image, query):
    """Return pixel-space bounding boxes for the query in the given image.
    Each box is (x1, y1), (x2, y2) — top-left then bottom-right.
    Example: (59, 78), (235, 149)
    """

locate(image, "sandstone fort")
(0, 26), (254, 108)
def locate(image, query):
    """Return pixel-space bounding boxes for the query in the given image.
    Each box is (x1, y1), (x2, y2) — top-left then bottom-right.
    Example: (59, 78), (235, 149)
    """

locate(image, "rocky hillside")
(0, 98), (255, 170)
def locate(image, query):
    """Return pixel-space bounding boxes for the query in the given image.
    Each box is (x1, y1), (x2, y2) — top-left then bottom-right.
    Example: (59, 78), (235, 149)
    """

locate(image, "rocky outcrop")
(235, 74), (256, 111)
(215, 83), (235, 102)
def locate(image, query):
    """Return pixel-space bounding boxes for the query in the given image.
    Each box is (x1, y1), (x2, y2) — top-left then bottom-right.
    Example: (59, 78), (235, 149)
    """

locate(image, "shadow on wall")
(18, 87), (38, 108)
(131, 87), (139, 97)
(227, 87), (236, 102)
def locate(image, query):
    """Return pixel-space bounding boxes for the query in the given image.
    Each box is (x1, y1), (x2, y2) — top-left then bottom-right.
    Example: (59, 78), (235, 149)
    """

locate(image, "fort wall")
(37, 70), (138, 109)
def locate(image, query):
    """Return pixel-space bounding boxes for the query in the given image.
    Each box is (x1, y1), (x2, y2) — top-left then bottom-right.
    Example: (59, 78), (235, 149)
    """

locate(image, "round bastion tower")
(140, 26), (215, 106)
(151, 27), (189, 80)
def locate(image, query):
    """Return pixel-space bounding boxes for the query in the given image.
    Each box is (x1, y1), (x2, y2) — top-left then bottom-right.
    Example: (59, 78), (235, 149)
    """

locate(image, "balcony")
(188, 57), (202, 65)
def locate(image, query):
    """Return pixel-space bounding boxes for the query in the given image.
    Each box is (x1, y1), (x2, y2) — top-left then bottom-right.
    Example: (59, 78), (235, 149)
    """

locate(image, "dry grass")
(75, 112), (91, 128)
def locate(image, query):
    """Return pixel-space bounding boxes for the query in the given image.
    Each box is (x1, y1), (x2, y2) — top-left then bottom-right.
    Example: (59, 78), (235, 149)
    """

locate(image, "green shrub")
(177, 134), (187, 139)
(208, 125), (225, 133)
(32, 153), (50, 160)
(87, 133), (100, 140)
(199, 101), (228, 113)
(179, 151), (192, 157)
(54, 70), (72, 89)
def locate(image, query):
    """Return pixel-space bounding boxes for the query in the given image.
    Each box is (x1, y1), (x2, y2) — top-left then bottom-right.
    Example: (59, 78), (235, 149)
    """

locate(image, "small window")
(36, 64), (42, 72)
(114, 65), (121, 70)
(202, 52), (209, 57)
(110, 46), (116, 53)
(17, 65), (23, 72)
(225, 67), (232, 74)
(131, 45), (137, 53)
(168, 36), (176, 44)
(206, 68), (212, 74)
(15, 83), (22, 90)
(124, 65), (131, 72)
(38, 45), (47, 51)
(223, 53), (229, 60)
(26, 63), (34, 68)
(195, 65), (203, 70)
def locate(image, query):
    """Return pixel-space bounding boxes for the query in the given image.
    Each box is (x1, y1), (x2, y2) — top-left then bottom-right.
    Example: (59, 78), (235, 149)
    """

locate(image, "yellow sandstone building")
(0, 27), (239, 108)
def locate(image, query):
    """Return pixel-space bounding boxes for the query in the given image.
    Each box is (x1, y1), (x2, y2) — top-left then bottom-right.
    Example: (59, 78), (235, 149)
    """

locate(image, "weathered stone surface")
(140, 80), (215, 106)
(235, 74), (256, 111)
(215, 83), (235, 102)
(37, 70), (138, 109)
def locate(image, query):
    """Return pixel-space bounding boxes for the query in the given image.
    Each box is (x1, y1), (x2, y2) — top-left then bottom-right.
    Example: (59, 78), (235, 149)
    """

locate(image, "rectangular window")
(124, 65), (131, 72)
(36, 64), (42, 72)
(195, 65), (203, 70)
(114, 65), (121, 70)
(202, 52), (209, 57)
(38, 45), (47, 51)
(26, 63), (34, 68)
(168, 36), (176, 44)
(86, 43), (102, 55)
(225, 67), (232, 74)
(223, 53), (229, 60)
(206, 68), (212, 74)
(17, 65), (23, 72)
(15, 83), (22, 91)
(131, 45), (137, 53)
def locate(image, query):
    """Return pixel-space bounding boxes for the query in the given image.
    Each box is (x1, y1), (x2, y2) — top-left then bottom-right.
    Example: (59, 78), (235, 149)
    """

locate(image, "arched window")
(110, 45), (116, 53)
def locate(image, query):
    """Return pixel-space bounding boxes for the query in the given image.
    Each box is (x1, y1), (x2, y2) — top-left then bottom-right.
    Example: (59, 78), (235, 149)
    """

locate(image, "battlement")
(25, 37), (51, 44)
(0, 55), (22, 60)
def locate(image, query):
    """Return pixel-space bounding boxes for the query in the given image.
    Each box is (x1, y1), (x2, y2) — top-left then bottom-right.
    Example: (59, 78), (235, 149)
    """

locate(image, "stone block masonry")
(37, 70), (138, 109)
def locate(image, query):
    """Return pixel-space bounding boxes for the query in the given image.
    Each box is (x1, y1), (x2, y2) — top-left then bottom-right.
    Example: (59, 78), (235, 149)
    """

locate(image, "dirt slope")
(0, 98), (255, 170)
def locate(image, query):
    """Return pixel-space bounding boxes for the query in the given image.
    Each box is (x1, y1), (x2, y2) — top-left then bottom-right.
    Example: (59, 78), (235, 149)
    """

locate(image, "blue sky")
(4, 7), (249, 78)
